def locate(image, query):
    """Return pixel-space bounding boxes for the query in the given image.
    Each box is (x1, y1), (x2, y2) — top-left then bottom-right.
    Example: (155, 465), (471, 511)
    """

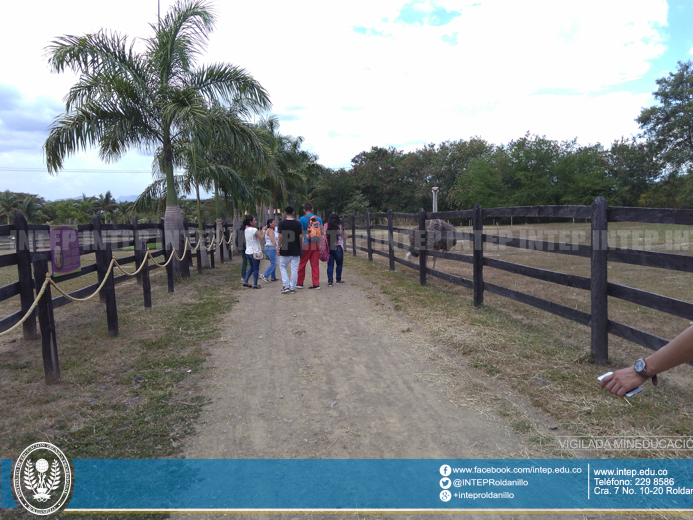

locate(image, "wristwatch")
(634, 358), (658, 386)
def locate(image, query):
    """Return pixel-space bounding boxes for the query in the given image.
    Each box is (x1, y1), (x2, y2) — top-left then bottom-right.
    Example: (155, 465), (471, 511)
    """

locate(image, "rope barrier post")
(33, 259), (60, 384)
(93, 216), (107, 304)
(418, 208), (427, 286)
(196, 225), (203, 275)
(133, 217), (142, 286)
(137, 240), (152, 308)
(387, 209), (395, 271)
(219, 221), (224, 264)
(472, 203), (484, 308)
(103, 244), (119, 337)
(184, 219), (193, 273)
(209, 226), (215, 269)
(351, 215), (356, 256)
(226, 227), (233, 262)
(166, 243), (175, 293)
(15, 213), (38, 340)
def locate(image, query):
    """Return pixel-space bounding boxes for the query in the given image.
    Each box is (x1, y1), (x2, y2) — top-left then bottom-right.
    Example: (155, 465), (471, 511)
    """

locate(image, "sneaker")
(260, 274), (269, 282)
(336, 280), (346, 284)
(295, 285), (304, 289)
(309, 285), (321, 290)
(290, 289), (296, 294)
(328, 282), (333, 287)
(281, 287), (291, 294)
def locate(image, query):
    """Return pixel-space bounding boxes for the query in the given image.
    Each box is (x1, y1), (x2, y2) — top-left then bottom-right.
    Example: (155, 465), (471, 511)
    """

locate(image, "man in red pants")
(296, 203), (323, 289)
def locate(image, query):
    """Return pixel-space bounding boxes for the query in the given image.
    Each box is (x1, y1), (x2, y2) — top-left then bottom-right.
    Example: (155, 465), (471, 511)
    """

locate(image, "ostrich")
(404, 219), (457, 269)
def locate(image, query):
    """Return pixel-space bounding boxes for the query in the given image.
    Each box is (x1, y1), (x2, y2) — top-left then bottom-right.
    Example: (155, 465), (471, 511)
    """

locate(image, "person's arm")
(276, 228), (282, 251)
(601, 325), (693, 396)
(341, 224), (347, 241)
(268, 228), (277, 248)
(255, 227), (265, 239)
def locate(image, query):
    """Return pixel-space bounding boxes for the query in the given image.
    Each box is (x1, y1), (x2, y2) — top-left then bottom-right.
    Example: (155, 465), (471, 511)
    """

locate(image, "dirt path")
(183, 259), (532, 460)
(172, 259), (620, 519)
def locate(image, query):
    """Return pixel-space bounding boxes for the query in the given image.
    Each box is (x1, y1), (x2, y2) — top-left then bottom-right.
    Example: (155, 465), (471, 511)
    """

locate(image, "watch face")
(634, 359), (645, 372)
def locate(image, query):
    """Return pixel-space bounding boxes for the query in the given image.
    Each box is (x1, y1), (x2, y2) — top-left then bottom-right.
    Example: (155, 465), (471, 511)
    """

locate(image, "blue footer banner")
(3, 459), (693, 512)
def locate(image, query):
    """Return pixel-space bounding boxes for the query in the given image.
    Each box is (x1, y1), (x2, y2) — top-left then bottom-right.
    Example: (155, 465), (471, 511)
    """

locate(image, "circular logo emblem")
(439, 464), (451, 476)
(12, 442), (73, 516)
(440, 489), (452, 502)
(440, 477), (451, 489)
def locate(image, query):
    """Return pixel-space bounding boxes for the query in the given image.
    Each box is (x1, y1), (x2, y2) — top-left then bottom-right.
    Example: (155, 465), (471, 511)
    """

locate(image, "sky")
(1, 0), (692, 201)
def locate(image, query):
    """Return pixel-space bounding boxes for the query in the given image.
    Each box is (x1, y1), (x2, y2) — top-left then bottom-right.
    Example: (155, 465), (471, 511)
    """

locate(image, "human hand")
(600, 367), (647, 397)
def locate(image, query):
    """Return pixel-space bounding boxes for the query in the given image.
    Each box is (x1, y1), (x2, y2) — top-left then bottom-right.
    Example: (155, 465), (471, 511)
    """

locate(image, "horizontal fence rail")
(347, 200), (693, 366)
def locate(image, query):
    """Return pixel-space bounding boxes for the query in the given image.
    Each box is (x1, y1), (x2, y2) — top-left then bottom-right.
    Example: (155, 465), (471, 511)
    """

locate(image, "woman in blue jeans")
(260, 219), (279, 282)
(242, 215), (265, 288)
(325, 212), (347, 286)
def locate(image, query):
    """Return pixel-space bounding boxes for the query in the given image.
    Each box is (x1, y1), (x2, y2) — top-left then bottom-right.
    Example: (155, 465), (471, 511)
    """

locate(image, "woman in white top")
(243, 214), (266, 288)
(260, 219), (279, 282)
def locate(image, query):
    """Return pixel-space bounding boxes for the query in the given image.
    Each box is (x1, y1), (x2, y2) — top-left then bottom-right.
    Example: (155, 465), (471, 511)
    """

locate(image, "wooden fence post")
(133, 217), (142, 286)
(103, 244), (119, 337)
(166, 243), (175, 293)
(473, 203), (484, 307)
(591, 196), (609, 364)
(387, 209), (395, 270)
(93, 216), (107, 304)
(351, 215), (356, 256)
(365, 212), (372, 259)
(33, 258), (60, 384)
(14, 213), (38, 339)
(418, 208), (427, 286)
(137, 240), (152, 308)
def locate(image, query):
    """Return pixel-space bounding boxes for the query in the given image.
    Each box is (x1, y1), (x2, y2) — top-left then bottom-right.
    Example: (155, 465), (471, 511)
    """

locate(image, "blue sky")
(0, 0), (692, 200)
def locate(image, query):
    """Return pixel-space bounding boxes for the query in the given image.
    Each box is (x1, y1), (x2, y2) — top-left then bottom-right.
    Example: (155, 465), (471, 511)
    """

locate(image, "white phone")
(598, 372), (643, 397)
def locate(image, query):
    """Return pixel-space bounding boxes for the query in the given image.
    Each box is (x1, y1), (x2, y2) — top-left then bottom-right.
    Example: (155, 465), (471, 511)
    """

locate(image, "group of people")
(235, 203), (346, 293)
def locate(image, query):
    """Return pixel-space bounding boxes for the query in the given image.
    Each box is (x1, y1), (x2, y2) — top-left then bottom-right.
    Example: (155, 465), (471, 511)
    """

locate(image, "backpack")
(306, 215), (323, 244)
(318, 224), (330, 262)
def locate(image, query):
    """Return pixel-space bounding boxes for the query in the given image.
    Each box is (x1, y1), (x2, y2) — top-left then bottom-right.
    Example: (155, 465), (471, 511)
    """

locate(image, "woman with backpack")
(260, 218), (279, 283)
(325, 212), (347, 287)
(242, 215), (265, 288)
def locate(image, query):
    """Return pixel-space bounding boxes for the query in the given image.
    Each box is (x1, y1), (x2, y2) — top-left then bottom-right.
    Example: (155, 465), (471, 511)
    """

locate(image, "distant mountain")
(116, 195), (139, 203)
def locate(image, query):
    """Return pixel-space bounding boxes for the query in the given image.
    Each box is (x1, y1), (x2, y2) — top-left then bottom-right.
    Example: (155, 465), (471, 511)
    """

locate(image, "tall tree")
(637, 60), (693, 171)
(43, 0), (270, 273)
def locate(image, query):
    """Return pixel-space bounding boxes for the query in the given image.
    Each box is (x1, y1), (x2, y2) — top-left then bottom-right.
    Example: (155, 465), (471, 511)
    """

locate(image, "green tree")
(342, 191), (370, 217)
(43, 0), (270, 273)
(606, 138), (662, 206)
(637, 60), (693, 170)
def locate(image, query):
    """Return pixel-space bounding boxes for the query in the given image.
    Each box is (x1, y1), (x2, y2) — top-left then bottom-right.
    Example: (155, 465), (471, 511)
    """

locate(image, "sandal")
(243, 283), (252, 288)
(252, 285), (262, 289)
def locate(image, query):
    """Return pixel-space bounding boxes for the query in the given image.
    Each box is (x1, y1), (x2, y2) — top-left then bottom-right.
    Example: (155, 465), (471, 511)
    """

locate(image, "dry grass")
(348, 220), (693, 459)
(0, 259), (240, 463)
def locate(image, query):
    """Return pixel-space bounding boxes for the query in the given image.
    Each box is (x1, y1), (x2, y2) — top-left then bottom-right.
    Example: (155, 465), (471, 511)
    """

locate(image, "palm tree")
(95, 191), (119, 223)
(0, 191), (21, 224)
(43, 0), (270, 274)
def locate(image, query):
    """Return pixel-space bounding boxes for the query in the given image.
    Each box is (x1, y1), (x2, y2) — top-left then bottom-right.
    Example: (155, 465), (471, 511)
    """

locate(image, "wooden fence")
(0, 214), (235, 383)
(348, 198), (693, 365)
